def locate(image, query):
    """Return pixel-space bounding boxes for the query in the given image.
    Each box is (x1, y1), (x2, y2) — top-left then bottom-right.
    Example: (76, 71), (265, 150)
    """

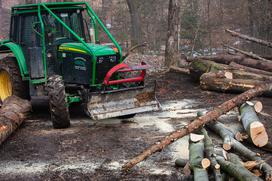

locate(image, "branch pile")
(122, 83), (272, 181)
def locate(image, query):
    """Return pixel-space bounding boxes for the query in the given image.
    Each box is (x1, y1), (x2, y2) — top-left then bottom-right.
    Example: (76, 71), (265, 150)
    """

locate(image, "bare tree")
(165, 0), (180, 67)
(126, 0), (143, 48)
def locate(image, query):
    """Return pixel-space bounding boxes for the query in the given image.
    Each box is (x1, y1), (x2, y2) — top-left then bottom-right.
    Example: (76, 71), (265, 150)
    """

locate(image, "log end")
(250, 122), (269, 147)
(223, 143), (231, 151)
(201, 158), (211, 169)
(254, 101), (263, 113)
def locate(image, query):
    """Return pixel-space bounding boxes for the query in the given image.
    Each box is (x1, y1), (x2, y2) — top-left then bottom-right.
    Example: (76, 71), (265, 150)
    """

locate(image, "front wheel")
(47, 75), (70, 129)
(0, 57), (28, 103)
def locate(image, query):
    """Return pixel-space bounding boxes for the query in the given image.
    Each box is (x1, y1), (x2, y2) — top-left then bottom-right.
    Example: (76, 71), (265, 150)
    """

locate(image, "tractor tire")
(47, 75), (70, 129)
(0, 57), (28, 102)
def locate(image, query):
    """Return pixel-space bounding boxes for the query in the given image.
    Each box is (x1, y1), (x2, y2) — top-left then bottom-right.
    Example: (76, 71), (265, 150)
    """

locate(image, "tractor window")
(20, 15), (41, 47)
(43, 10), (85, 44)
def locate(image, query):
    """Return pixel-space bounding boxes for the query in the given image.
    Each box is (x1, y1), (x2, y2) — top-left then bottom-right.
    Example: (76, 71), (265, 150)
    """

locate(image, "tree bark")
(200, 72), (269, 94)
(208, 121), (272, 180)
(201, 128), (222, 181)
(0, 96), (31, 145)
(194, 54), (272, 72)
(189, 137), (209, 181)
(126, 0), (143, 49)
(226, 29), (272, 49)
(229, 62), (272, 77)
(216, 156), (262, 181)
(225, 45), (271, 63)
(240, 102), (268, 147)
(122, 83), (272, 171)
(189, 60), (233, 81)
(165, 0), (180, 68)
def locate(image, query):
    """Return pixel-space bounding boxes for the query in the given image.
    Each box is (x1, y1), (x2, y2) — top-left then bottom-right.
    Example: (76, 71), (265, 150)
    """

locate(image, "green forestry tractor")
(0, 2), (160, 128)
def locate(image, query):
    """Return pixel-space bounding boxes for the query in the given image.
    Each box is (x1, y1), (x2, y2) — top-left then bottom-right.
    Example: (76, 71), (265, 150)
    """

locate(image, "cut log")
(0, 96), (32, 145)
(218, 153), (262, 181)
(226, 29), (272, 49)
(190, 133), (205, 143)
(187, 54), (243, 64)
(196, 54), (272, 72)
(122, 83), (272, 171)
(189, 60), (234, 81)
(191, 60), (272, 83)
(201, 128), (222, 181)
(175, 158), (188, 167)
(200, 72), (270, 94)
(227, 123), (272, 153)
(208, 121), (272, 181)
(189, 137), (209, 181)
(225, 44), (271, 63)
(229, 62), (272, 77)
(240, 102), (268, 147)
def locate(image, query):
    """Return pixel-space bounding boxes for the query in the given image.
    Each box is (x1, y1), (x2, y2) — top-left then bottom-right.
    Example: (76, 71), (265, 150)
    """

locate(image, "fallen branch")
(225, 44), (270, 63)
(226, 29), (272, 49)
(122, 83), (272, 171)
(229, 62), (272, 77)
(0, 96), (32, 145)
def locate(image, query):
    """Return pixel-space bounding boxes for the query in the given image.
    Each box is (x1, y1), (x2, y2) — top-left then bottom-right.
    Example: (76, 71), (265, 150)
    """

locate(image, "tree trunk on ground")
(225, 45), (270, 62)
(165, 0), (180, 68)
(200, 72), (271, 95)
(189, 60), (233, 81)
(229, 62), (272, 77)
(240, 102), (268, 147)
(207, 121), (272, 180)
(194, 54), (272, 72)
(122, 83), (272, 171)
(201, 128), (222, 181)
(0, 96), (31, 145)
(189, 135), (209, 181)
(226, 29), (272, 49)
(126, 0), (143, 49)
(216, 156), (262, 181)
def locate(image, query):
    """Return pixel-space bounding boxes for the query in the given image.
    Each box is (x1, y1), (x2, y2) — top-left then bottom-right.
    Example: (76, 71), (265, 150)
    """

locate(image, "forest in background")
(0, 0), (272, 57)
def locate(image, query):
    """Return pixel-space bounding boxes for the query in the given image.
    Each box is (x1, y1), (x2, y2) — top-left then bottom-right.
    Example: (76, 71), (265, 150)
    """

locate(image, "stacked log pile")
(171, 29), (272, 96)
(122, 82), (272, 180)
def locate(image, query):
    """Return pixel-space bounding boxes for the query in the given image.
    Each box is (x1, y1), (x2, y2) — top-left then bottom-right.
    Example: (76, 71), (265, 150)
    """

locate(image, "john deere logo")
(74, 59), (86, 71)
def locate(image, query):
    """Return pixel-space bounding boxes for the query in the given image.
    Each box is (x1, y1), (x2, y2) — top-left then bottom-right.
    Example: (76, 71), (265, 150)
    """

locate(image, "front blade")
(87, 83), (160, 120)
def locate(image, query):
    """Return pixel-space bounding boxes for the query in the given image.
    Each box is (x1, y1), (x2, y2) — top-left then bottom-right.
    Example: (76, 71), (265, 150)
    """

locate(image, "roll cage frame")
(7, 2), (122, 85)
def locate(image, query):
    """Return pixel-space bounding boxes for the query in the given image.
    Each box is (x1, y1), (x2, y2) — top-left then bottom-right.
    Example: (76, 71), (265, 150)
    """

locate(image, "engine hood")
(59, 43), (116, 57)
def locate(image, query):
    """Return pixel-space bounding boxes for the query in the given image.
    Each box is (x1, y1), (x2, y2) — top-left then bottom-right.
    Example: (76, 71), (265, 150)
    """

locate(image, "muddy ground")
(0, 72), (271, 181)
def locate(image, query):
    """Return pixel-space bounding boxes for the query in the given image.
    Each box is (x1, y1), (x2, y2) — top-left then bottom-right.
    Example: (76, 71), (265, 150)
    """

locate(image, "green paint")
(67, 95), (81, 105)
(0, 41), (29, 79)
(59, 43), (116, 56)
(5, 2), (124, 86)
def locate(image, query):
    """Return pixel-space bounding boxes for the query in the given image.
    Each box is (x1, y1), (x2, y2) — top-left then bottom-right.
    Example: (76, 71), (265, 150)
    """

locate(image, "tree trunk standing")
(25, 0), (36, 4)
(165, 0), (180, 68)
(126, 0), (143, 50)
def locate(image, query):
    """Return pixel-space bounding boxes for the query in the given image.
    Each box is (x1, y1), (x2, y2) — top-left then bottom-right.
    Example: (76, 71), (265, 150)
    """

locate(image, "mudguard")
(0, 41), (29, 79)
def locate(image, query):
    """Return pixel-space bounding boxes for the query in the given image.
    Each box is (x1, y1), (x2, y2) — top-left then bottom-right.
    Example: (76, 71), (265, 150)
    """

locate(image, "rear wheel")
(47, 75), (70, 129)
(0, 57), (28, 103)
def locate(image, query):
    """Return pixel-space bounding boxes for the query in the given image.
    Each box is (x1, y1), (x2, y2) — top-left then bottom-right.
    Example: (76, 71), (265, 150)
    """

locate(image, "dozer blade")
(87, 83), (160, 120)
